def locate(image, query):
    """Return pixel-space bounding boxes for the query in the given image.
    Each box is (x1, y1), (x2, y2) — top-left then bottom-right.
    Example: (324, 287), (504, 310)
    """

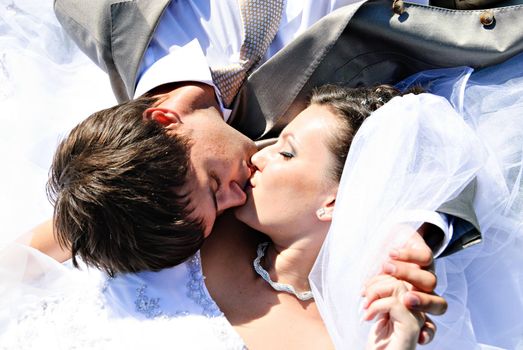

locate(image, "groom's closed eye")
(210, 172), (221, 212)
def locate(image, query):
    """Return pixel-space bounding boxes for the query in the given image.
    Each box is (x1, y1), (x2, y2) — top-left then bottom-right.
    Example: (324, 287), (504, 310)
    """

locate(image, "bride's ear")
(143, 107), (182, 130)
(316, 196), (336, 222)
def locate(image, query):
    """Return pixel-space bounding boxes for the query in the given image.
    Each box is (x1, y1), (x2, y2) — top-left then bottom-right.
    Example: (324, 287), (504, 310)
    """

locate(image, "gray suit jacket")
(54, 0), (170, 102)
(54, 0), (523, 254)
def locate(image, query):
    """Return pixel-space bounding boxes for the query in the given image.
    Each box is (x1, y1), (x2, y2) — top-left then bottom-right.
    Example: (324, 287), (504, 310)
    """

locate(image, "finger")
(365, 296), (423, 329)
(403, 291), (448, 315)
(363, 296), (396, 321)
(362, 274), (394, 296)
(364, 277), (405, 308)
(382, 260), (437, 292)
(389, 245), (433, 267)
(418, 316), (437, 345)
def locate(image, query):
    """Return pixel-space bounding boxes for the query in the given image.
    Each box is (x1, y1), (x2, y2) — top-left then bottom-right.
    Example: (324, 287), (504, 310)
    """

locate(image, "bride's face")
(235, 104), (339, 238)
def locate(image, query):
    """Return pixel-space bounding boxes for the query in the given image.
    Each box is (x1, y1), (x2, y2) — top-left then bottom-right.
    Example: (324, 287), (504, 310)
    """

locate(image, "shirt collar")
(134, 39), (231, 121)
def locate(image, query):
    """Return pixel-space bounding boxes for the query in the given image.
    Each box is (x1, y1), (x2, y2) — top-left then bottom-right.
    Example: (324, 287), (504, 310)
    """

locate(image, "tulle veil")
(310, 54), (523, 349)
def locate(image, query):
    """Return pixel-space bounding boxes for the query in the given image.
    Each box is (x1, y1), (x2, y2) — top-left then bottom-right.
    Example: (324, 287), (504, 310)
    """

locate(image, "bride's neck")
(264, 238), (323, 293)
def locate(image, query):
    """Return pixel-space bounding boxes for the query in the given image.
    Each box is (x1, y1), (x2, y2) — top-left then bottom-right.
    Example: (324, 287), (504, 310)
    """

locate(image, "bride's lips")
(243, 163), (257, 191)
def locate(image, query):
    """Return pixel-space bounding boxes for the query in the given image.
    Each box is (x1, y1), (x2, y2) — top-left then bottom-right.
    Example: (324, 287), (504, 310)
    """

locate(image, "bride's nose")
(251, 147), (270, 170)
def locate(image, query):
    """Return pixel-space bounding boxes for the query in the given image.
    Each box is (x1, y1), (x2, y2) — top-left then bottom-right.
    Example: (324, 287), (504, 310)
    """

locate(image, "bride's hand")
(376, 226), (447, 344)
(363, 275), (424, 350)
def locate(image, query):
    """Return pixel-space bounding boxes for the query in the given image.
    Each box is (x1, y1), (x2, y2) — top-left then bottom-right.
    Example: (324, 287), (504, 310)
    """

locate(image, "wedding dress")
(0, 244), (246, 349)
(311, 53), (523, 349)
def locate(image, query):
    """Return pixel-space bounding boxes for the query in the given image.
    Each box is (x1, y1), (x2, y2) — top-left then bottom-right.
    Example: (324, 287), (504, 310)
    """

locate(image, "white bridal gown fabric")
(311, 54), (523, 349)
(0, 245), (246, 349)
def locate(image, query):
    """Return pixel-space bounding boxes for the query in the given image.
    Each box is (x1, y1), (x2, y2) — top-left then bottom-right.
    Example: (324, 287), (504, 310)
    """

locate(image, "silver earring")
(317, 208), (326, 217)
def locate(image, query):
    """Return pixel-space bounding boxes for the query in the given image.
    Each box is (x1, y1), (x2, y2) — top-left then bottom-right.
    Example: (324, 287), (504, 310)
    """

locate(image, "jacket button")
(480, 10), (495, 26)
(392, 0), (405, 15)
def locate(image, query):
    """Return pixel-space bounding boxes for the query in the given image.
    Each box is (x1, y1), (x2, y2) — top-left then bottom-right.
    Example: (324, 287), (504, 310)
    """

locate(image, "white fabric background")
(0, 0), (115, 246)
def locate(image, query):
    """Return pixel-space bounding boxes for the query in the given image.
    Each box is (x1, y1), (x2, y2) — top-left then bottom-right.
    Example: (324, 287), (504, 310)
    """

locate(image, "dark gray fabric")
(430, 0), (516, 10)
(231, 0), (523, 139)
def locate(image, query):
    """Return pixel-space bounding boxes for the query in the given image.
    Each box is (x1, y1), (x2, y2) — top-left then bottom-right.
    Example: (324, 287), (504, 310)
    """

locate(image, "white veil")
(310, 54), (523, 349)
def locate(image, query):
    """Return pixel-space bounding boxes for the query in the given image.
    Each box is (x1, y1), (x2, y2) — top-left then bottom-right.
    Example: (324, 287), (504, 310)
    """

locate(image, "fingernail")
(383, 262), (397, 274)
(389, 249), (400, 259)
(404, 293), (420, 307)
(420, 331), (431, 345)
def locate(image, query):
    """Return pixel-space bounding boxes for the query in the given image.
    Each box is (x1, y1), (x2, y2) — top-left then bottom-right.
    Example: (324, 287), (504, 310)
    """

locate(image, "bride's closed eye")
(279, 151), (294, 159)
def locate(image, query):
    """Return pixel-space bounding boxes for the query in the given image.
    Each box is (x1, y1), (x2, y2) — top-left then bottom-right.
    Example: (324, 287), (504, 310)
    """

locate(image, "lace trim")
(186, 253), (246, 349)
(186, 253), (222, 317)
(135, 284), (163, 319)
(125, 253), (222, 319)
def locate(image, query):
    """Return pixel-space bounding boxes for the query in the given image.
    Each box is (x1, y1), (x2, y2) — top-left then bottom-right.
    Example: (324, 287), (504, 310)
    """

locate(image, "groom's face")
(178, 109), (257, 236)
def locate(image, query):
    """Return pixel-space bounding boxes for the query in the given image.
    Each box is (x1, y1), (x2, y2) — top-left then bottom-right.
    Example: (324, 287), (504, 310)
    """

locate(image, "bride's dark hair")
(310, 84), (422, 182)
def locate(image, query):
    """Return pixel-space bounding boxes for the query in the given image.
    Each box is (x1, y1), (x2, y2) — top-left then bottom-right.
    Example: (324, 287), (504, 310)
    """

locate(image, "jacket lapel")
(110, 0), (171, 100)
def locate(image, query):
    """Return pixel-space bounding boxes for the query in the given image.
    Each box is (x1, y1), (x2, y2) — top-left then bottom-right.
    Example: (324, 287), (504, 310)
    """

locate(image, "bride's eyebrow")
(281, 133), (298, 152)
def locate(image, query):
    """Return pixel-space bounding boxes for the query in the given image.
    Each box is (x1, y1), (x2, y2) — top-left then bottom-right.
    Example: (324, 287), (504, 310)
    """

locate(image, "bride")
(202, 60), (523, 349)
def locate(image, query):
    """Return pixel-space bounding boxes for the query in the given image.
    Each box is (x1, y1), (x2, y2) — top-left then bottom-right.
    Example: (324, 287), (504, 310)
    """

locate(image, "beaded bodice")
(101, 252), (245, 348)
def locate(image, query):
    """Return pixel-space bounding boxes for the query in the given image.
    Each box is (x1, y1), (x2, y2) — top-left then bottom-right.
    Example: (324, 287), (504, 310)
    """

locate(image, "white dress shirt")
(134, 0), (368, 119)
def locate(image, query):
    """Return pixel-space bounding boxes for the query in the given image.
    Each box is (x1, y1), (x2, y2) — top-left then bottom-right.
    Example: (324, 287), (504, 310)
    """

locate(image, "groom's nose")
(216, 180), (247, 213)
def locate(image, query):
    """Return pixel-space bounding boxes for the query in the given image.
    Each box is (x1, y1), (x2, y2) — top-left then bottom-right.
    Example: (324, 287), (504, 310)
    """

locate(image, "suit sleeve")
(437, 179), (482, 257)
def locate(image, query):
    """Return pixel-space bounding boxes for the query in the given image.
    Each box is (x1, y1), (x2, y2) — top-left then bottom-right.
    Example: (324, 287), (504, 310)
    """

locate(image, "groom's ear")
(143, 108), (182, 130)
(316, 196), (336, 222)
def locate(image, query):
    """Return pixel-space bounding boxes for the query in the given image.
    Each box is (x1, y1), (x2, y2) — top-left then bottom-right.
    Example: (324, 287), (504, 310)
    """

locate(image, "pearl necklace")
(253, 242), (314, 301)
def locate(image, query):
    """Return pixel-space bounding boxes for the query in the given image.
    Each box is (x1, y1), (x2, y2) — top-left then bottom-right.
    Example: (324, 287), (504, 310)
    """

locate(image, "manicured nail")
(383, 262), (397, 274)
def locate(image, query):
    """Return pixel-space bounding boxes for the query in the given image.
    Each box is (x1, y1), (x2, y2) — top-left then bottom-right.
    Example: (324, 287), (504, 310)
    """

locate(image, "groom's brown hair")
(47, 97), (204, 276)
